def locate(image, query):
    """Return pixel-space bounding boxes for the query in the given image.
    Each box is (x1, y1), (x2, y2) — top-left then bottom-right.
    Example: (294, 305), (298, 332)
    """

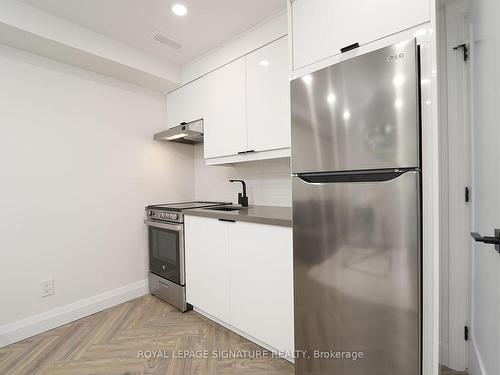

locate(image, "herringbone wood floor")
(0, 294), (469, 375)
(0, 295), (293, 375)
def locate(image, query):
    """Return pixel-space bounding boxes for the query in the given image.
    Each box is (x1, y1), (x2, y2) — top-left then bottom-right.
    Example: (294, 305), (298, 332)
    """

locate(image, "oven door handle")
(144, 219), (183, 232)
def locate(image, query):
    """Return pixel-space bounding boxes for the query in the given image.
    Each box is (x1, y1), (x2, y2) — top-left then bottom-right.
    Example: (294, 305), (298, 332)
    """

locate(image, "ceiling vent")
(151, 30), (182, 50)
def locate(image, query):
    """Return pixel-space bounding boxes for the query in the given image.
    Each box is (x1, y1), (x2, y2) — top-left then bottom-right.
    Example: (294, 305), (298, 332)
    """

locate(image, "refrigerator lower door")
(293, 171), (420, 375)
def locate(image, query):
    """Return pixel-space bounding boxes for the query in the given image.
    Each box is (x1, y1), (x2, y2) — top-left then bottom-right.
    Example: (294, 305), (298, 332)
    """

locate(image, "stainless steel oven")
(145, 219), (184, 285)
(145, 201), (229, 312)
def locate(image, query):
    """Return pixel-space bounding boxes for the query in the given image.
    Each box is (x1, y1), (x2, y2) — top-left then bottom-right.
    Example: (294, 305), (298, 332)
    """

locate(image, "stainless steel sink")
(206, 206), (244, 211)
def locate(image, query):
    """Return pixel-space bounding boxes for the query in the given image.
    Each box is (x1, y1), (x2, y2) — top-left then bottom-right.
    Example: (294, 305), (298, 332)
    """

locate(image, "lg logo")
(386, 52), (406, 63)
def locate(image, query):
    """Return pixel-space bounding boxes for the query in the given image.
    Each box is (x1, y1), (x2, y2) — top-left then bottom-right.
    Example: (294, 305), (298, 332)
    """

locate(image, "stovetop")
(146, 201), (230, 212)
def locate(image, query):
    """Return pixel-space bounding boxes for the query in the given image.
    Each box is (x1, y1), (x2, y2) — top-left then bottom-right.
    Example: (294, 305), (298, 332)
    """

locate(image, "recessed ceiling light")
(343, 111), (351, 120)
(172, 3), (188, 16)
(260, 60), (270, 67)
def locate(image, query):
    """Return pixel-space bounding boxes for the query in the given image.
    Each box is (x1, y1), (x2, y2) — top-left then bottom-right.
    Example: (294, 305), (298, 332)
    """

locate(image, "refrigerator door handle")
(296, 168), (418, 184)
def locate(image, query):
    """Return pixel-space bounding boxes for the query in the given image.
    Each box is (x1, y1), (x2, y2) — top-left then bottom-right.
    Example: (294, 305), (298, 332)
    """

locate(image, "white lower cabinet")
(184, 215), (294, 356)
(184, 215), (230, 322)
(228, 221), (294, 355)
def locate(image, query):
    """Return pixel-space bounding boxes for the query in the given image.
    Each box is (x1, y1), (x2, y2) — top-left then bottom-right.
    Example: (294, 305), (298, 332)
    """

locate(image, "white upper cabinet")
(290, 0), (343, 71)
(166, 77), (206, 129)
(246, 37), (291, 153)
(165, 37), (290, 163)
(203, 58), (247, 159)
(291, 0), (430, 70)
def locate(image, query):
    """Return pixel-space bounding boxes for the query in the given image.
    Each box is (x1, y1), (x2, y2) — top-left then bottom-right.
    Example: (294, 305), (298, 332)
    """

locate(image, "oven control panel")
(147, 209), (182, 223)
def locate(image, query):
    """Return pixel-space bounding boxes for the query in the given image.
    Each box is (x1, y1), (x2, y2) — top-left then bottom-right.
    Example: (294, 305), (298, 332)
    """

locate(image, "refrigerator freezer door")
(293, 171), (420, 375)
(291, 39), (419, 174)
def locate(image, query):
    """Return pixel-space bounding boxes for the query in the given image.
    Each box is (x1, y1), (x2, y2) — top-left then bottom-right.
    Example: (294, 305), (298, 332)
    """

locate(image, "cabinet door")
(166, 77), (206, 129)
(228, 222), (294, 354)
(184, 216), (230, 322)
(339, 0), (429, 50)
(246, 37), (291, 152)
(291, 0), (430, 70)
(203, 58), (247, 159)
(291, 0), (344, 70)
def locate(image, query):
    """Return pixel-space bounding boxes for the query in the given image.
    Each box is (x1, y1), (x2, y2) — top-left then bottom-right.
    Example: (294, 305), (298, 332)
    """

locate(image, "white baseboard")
(0, 279), (149, 348)
(468, 336), (487, 375)
(193, 307), (294, 364)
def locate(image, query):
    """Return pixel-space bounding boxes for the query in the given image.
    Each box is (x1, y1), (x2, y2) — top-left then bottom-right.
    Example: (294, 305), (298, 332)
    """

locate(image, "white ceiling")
(17, 0), (287, 66)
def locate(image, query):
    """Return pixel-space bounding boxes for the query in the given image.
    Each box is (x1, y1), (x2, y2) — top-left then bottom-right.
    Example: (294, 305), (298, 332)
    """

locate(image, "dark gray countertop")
(184, 205), (292, 227)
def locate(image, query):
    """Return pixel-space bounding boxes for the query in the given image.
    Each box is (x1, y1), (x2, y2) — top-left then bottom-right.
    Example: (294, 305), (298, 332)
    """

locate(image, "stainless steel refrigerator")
(291, 39), (421, 374)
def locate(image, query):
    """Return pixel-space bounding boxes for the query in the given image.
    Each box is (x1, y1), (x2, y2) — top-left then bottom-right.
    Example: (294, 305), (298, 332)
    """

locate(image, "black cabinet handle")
(238, 150), (256, 155)
(471, 230), (500, 253)
(341, 42), (360, 53)
(218, 219), (236, 223)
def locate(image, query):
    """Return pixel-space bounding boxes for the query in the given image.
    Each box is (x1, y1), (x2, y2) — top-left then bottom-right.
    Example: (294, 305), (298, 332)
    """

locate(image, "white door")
(203, 58), (247, 159)
(184, 216), (230, 322)
(246, 37), (291, 152)
(467, 1), (500, 374)
(440, 2), (471, 371)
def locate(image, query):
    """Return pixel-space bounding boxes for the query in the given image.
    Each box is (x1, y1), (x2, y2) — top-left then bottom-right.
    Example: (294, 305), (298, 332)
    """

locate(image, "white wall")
(193, 145), (291, 207)
(468, 0), (500, 374)
(0, 45), (194, 331)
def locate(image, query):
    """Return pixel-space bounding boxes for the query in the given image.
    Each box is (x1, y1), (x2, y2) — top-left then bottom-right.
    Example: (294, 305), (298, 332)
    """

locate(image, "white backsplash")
(194, 145), (292, 207)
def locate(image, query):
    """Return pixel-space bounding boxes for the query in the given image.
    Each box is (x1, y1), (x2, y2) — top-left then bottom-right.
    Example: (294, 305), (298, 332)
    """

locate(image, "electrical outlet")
(40, 279), (54, 297)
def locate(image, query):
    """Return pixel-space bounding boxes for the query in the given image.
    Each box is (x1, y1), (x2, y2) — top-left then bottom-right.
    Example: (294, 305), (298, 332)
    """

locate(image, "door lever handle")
(471, 229), (500, 253)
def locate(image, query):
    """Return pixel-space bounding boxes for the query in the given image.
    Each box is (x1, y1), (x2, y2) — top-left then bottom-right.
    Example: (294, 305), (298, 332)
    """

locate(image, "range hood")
(154, 119), (203, 144)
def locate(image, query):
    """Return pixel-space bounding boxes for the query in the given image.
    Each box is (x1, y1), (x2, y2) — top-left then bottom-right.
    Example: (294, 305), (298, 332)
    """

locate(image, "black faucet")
(229, 180), (248, 207)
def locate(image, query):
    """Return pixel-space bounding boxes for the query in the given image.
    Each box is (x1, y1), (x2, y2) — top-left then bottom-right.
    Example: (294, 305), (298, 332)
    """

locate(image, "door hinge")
(454, 43), (469, 62)
(465, 187), (471, 203)
(464, 326), (470, 341)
